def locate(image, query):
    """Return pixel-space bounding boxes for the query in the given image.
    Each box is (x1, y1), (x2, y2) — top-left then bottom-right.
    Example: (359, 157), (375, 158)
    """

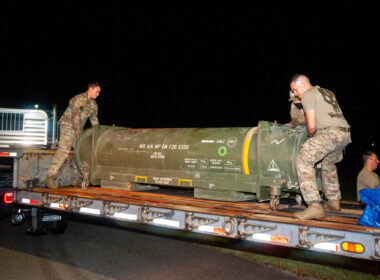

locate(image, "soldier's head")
(87, 82), (101, 100)
(362, 151), (379, 171)
(289, 74), (312, 99)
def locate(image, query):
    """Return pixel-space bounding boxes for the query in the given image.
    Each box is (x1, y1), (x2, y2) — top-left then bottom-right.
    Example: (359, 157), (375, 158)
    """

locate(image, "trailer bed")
(12, 186), (380, 261)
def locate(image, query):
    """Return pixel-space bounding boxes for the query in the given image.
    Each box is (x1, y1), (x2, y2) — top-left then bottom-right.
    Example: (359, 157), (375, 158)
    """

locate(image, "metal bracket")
(298, 227), (345, 247)
(103, 202), (129, 216)
(64, 196), (93, 211)
(185, 212), (218, 230)
(237, 219), (277, 237)
(375, 238), (380, 258)
(141, 207), (173, 222)
(222, 218), (235, 235)
(81, 169), (89, 190)
(41, 193), (62, 206)
(62, 196), (71, 208)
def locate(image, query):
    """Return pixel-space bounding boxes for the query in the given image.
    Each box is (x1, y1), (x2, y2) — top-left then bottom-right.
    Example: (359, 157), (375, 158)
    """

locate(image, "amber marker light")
(341, 242), (365, 254)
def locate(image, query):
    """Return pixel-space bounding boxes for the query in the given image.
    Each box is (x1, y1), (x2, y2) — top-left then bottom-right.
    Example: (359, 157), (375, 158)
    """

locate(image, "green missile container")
(75, 121), (317, 206)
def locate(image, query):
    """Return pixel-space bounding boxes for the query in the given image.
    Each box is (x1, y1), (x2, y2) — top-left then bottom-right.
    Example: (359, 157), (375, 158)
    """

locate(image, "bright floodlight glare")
(35, 104), (39, 109)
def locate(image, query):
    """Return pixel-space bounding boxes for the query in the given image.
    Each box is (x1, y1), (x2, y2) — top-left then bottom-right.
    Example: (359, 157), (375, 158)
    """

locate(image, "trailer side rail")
(12, 188), (380, 261)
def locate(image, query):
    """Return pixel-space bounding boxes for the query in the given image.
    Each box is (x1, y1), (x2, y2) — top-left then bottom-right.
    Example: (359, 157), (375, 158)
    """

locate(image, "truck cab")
(0, 106), (62, 216)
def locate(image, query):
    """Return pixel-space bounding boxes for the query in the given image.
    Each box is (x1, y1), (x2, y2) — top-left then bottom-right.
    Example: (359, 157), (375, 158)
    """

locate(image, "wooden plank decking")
(19, 186), (380, 235)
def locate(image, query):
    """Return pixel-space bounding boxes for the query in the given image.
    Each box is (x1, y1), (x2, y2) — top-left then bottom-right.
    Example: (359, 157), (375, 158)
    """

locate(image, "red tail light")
(3, 192), (13, 204)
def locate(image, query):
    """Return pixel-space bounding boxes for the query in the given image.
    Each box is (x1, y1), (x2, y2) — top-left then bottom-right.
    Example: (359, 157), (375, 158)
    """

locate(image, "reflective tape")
(198, 225), (224, 234)
(21, 198), (38, 204)
(50, 203), (66, 209)
(79, 207), (101, 215)
(113, 212), (138, 221)
(252, 233), (289, 244)
(0, 152), (17, 157)
(153, 218), (180, 228)
(314, 242), (339, 252)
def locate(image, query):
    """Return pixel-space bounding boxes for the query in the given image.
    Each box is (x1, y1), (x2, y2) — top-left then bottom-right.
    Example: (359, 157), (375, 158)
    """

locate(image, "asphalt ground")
(0, 213), (315, 280)
(1, 212), (379, 280)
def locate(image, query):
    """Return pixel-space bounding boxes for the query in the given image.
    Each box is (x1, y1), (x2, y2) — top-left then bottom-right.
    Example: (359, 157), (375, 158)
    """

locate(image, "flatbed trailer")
(2, 142), (380, 262)
(11, 186), (380, 262)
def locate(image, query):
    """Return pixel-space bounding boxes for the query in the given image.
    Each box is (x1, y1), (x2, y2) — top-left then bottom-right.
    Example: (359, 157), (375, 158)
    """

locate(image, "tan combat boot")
(294, 202), (325, 220)
(323, 200), (341, 211)
(45, 175), (59, 189)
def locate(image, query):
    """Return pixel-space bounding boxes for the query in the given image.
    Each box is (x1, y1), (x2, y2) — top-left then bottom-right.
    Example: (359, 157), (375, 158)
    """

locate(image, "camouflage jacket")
(289, 103), (306, 126)
(59, 92), (99, 131)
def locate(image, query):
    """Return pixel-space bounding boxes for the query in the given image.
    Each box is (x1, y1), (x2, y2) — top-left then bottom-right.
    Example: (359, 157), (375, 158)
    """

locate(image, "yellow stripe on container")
(242, 128), (256, 175)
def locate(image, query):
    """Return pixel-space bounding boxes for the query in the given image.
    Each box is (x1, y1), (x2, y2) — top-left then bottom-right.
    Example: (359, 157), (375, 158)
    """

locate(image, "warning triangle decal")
(268, 160), (280, 172)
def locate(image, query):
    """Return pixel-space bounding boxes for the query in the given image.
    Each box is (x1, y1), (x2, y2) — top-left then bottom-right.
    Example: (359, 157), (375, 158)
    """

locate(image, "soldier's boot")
(323, 200), (341, 211)
(294, 202), (325, 220)
(45, 175), (59, 190)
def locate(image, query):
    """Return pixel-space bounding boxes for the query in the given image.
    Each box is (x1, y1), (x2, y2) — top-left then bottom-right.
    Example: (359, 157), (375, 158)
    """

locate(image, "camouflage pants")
(296, 128), (351, 202)
(47, 125), (75, 177)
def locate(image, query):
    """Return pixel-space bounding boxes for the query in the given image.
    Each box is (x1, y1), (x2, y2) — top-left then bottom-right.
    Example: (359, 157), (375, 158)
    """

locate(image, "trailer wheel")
(12, 212), (25, 225)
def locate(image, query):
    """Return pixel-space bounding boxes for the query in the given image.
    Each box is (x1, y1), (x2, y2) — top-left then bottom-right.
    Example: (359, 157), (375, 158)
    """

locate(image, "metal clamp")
(237, 219), (276, 237)
(81, 172), (89, 190)
(64, 196), (93, 211)
(375, 239), (380, 258)
(141, 207), (173, 222)
(298, 227), (345, 247)
(185, 212), (218, 230)
(103, 202), (129, 216)
(222, 218), (235, 235)
(41, 193), (62, 206)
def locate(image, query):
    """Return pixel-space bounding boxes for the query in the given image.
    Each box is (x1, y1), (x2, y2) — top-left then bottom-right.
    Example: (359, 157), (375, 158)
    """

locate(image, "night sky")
(1, 3), (379, 197)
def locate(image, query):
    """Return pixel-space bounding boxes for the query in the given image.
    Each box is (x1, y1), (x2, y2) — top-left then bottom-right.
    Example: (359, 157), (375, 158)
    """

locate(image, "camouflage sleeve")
(70, 96), (82, 131)
(89, 102), (99, 126)
(289, 104), (297, 126)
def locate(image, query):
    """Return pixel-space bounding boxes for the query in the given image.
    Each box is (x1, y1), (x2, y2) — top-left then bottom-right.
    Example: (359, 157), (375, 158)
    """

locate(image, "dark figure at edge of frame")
(357, 151), (380, 201)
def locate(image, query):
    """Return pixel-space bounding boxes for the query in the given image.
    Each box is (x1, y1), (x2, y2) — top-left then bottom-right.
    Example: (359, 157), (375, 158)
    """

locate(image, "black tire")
(11, 212), (25, 225)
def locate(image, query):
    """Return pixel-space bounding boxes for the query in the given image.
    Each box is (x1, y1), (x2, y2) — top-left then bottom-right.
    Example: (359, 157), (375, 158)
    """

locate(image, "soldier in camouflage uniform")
(290, 74), (351, 220)
(286, 90), (305, 127)
(45, 82), (101, 189)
